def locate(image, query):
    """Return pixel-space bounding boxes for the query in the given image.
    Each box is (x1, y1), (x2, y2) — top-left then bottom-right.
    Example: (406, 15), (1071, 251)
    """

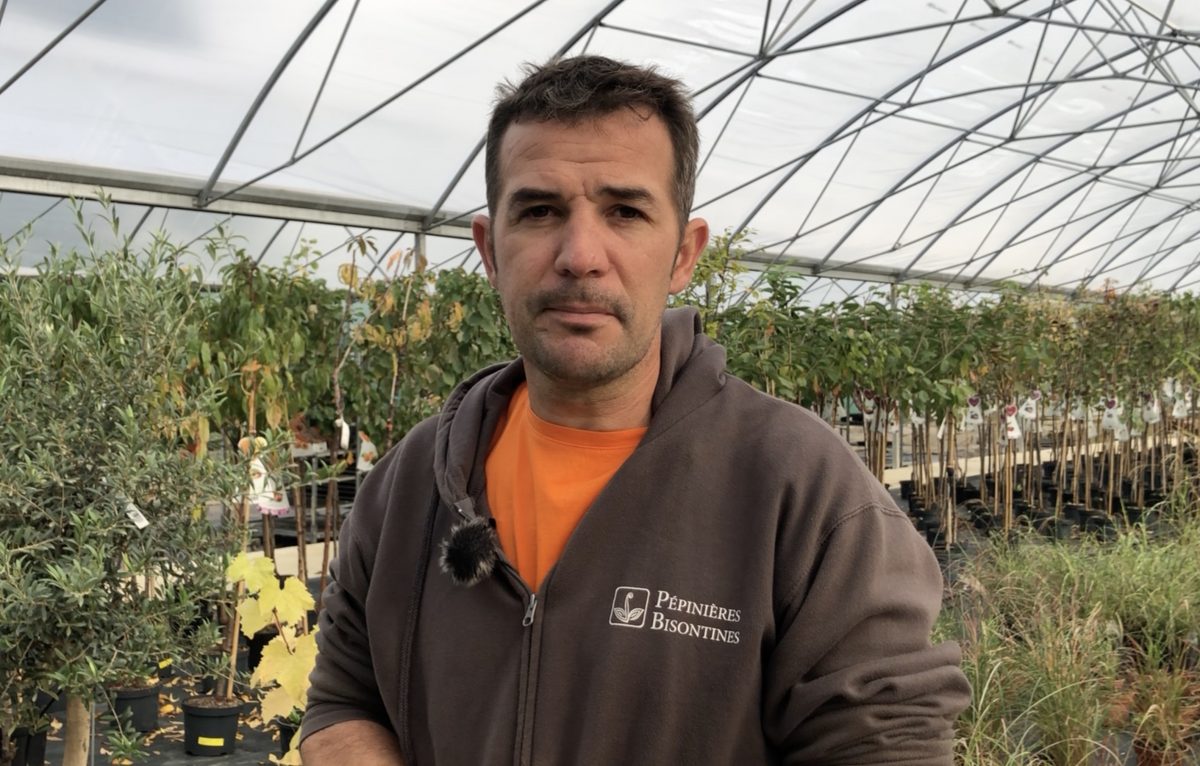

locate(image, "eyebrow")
(506, 185), (658, 208)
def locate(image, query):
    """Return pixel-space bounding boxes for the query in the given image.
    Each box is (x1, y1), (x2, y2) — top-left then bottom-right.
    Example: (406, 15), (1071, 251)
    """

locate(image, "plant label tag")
(1101, 398), (1121, 431)
(249, 457), (290, 516)
(938, 418), (947, 440)
(908, 409), (925, 427)
(1087, 418), (1098, 438)
(357, 431), (378, 472)
(1005, 414), (1022, 441)
(1069, 401), (1086, 421)
(1143, 398), (1161, 425)
(964, 395), (983, 426)
(335, 417), (350, 450)
(1115, 423), (1130, 442)
(125, 503), (149, 530)
(1004, 405), (1022, 440)
(1019, 396), (1038, 421)
(1173, 396), (1190, 419)
(1162, 378), (1177, 402)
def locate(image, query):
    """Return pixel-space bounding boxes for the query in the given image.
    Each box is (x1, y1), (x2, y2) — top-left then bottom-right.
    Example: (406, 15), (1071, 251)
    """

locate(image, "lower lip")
(544, 308), (613, 327)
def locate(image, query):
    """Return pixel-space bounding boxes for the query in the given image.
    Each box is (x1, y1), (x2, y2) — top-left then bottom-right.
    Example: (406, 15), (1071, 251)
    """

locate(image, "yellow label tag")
(158, 658), (172, 669)
(197, 736), (224, 747)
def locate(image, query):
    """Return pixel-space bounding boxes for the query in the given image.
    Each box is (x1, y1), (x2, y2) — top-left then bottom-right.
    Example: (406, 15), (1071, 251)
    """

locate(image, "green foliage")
(944, 522), (1200, 763)
(340, 263), (515, 449)
(0, 212), (240, 743)
(203, 235), (343, 438)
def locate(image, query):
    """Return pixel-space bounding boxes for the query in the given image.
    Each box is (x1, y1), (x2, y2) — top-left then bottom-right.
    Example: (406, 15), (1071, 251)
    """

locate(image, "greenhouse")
(2, 0), (1200, 764)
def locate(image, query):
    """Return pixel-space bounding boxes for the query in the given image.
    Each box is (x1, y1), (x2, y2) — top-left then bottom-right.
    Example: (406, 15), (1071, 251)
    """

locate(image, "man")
(301, 55), (970, 765)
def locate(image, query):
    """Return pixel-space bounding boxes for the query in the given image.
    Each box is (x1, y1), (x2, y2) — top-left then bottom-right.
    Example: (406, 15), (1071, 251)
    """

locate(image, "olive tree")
(0, 219), (238, 766)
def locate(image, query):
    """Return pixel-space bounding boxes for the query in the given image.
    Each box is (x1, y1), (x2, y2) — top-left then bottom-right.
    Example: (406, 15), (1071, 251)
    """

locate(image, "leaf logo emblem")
(609, 587), (650, 629)
(613, 592), (646, 623)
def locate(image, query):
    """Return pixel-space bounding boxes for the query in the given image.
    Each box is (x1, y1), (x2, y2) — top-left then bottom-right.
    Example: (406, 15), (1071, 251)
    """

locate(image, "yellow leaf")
(337, 263), (359, 289)
(278, 578), (315, 626)
(266, 401), (284, 429)
(238, 596), (272, 639)
(253, 633), (315, 701)
(259, 686), (299, 724)
(448, 302), (465, 332)
(195, 415), (209, 459)
(256, 577), (313, 627)
(227, 552), (278, 595)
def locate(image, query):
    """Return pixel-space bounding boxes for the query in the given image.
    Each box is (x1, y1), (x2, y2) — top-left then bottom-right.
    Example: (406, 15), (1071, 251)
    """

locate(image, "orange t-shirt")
(485, 383), (646, 591)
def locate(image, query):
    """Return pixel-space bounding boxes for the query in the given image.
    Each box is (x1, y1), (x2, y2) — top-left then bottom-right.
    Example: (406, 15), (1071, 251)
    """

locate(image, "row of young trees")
(694, 235), (1200, 543)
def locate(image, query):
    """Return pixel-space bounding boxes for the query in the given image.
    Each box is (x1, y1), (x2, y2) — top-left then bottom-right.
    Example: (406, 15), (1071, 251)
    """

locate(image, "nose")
(553, 210), (610, 278)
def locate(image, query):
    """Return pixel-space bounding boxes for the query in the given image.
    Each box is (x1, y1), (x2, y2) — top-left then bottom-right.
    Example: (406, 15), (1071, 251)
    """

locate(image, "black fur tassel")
(439, 516), (499, 587)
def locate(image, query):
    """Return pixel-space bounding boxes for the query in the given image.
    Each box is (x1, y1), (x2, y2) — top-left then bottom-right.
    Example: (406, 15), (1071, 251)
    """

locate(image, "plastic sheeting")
(1, 0), (1199, 293)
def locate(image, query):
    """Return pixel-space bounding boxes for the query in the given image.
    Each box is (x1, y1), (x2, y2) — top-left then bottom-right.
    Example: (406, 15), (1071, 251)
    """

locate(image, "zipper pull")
(522, 593), (538, 627)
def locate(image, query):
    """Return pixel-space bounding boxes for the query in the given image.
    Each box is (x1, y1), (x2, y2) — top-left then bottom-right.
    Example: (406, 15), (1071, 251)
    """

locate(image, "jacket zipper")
(501, 561), (541, 766)
(522, 592), (538, 626)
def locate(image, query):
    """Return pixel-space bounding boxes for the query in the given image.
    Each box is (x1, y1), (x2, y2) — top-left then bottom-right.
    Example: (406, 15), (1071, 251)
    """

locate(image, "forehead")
(495, 111), (674, 201)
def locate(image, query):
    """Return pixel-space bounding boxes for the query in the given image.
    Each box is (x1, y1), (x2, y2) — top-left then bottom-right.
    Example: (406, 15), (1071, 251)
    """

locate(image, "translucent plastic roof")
(2, 0), (1200, 293)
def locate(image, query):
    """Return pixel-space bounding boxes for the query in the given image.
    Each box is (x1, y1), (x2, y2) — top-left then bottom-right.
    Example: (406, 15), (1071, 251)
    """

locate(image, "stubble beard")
(509, 284), (654, 389)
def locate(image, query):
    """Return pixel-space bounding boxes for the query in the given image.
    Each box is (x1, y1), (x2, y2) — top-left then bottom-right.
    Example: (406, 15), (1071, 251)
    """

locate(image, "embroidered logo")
(609, 586), (743, 645)
(609, 587), (650, 628)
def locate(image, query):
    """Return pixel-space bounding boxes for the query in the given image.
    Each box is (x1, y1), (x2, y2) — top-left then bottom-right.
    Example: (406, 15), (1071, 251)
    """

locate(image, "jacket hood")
(432, 306), (726, 518)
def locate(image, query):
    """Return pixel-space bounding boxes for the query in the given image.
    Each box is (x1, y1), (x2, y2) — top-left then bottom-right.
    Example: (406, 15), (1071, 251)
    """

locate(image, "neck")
(524, 336), (661, 431)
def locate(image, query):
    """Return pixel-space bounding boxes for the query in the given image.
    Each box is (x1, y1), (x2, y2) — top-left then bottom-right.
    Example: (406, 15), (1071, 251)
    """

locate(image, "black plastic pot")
(899, 479), (913, 499)
(2, 727), (47, 766)
(1085, 514), (1118, 541)
(1036, 516), (1074, 541)
(276, 719), (299, 756)
(923, 521), (944, 548)
(955, 483), (981, 504)
(1062, 503), (1085, 523)
(182, 696), (240, 756)
(1120, 505), (1144, 525)
(157, 657), (175, 681)
(110, 684), (159, 733)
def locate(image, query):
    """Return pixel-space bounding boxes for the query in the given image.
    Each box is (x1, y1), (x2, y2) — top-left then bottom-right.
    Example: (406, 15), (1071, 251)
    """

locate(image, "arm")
(300, 464), (398, 753)
(300, 719), (404, 765)
(763, 503), (970, 765)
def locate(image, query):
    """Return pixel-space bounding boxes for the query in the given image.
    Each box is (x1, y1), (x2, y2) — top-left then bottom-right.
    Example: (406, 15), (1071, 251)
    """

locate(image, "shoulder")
(343, 415), (440, 547)
(710, 375), (904, 538)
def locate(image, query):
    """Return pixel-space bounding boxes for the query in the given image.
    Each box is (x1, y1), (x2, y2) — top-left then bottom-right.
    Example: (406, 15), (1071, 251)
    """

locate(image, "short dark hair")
(484, 55), (699, 230)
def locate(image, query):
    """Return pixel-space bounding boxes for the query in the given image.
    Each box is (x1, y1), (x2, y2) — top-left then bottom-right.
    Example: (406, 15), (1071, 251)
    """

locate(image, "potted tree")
(0, 212), (238, 766)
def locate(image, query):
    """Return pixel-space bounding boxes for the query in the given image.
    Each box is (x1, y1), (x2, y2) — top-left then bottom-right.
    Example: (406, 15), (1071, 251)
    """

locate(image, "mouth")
(540, 303), (619, 329)
(545, 304), (613, 316)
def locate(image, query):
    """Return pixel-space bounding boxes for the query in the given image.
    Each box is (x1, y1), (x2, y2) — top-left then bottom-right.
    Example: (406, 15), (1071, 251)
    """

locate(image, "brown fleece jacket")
(303, 307), (970, 764)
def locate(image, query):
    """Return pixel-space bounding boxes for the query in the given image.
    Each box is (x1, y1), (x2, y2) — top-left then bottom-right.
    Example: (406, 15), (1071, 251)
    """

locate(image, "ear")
(473, 214), (498, 285)
(668, 217), (710, 294)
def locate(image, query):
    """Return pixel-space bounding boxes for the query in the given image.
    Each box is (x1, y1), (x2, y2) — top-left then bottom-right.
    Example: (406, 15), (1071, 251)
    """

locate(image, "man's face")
(473, 110), (708, 389)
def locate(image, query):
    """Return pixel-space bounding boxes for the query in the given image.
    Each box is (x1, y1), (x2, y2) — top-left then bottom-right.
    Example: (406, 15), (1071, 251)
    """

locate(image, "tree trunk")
(62, 695), (89, 766)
